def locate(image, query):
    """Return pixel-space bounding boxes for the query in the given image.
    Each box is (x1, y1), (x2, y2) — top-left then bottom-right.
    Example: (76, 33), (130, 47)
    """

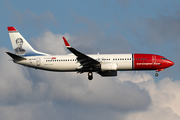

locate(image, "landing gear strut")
(88, 72), (93, 80)
(155, 72), (158, 77)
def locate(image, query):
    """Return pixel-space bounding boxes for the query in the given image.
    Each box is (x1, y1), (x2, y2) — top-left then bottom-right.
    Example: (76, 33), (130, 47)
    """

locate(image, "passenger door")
(36, 58), (41, 66)
(152, 56), (156, 64)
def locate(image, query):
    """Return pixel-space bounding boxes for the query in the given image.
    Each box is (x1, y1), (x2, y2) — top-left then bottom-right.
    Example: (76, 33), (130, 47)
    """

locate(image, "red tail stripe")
(7, 27), (17, 31)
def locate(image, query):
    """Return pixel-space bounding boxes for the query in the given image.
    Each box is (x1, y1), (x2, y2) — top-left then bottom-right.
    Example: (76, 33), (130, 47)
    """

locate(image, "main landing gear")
(155, 72), (158, 77)
(88, 72), (93, 80)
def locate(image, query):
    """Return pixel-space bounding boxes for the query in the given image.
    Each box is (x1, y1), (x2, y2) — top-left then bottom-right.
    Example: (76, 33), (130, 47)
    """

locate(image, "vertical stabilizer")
(7, 27), (48, 56)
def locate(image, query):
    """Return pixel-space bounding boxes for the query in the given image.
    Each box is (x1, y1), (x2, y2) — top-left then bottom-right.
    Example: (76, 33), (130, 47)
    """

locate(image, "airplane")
(6, 26), (174, 80)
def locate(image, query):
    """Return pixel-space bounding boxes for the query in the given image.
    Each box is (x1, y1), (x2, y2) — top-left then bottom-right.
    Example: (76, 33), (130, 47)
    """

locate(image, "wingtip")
(63, 37), (71, 47)
(7, 26), (17, 31)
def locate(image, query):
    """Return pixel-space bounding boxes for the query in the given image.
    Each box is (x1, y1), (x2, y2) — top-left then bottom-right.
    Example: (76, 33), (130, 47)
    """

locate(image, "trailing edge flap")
(6, 52), (26, 60)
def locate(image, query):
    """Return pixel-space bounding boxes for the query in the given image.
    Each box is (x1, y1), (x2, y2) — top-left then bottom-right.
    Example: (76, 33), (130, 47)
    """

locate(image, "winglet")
(62, 37), (71, 47)
(7, 27), (17, 32)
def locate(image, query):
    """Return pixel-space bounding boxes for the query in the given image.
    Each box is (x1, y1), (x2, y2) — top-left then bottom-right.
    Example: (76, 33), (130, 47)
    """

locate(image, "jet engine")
(99, 63), (117, 76)
(101, 62), (117, 71)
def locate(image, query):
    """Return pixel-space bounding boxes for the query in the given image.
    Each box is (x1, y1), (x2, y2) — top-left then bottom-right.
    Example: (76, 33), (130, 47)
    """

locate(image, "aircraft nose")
(167, 60), (174, 67)
(170, 61), (174, 66)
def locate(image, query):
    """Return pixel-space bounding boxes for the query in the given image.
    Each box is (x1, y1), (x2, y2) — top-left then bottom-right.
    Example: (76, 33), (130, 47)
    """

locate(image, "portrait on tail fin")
(14, 38), (26, 55)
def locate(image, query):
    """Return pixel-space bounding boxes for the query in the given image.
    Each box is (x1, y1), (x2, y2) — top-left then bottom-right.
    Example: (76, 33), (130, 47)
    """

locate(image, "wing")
(62, 37), (100, 72)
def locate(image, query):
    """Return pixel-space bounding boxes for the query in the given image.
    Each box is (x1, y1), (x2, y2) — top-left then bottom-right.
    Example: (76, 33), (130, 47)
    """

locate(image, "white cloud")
(0, 104), (33, 120)
(0, 47), (33, 104)
(125, 77), (180, 120)
(125, 106), (180, 120)
(31, 30), (70, 55)
(117, 72), (154, 83)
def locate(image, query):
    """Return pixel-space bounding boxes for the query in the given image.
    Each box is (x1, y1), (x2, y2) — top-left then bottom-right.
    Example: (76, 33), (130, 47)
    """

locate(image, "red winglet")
(7, 27), (17, 31)
(63, 37), (70, 47)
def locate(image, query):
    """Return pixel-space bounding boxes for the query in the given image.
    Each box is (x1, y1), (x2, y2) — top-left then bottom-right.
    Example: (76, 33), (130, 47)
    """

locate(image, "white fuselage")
(7, 26), (174, 80)
(16, 54), (133, 71)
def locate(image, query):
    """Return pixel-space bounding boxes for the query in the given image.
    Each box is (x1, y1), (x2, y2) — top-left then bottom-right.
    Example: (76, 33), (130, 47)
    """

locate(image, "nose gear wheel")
(88, 72), (93, 80)
(155, 72), (158, 77)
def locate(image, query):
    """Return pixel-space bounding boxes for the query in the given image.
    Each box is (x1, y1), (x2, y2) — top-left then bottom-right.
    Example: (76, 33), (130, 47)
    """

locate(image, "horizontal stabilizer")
(6, 52), (26, 60)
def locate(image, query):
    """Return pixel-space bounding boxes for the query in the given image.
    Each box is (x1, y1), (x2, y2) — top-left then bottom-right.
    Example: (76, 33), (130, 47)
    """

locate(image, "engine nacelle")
(99, 63), (117, 77)
(101, 62), (117, 71)
(98, 71), (117, 76)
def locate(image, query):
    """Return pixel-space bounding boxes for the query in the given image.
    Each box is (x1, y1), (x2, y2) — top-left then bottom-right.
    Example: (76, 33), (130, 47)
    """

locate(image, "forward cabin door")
(152, 56), (156, 66)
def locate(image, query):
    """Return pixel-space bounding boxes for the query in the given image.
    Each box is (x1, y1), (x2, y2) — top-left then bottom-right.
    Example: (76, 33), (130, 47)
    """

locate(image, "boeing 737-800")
(6, 27), (174, 80)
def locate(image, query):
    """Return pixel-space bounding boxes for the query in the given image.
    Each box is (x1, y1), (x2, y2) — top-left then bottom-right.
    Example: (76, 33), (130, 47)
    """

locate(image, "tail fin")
(7, 27), (48, 56)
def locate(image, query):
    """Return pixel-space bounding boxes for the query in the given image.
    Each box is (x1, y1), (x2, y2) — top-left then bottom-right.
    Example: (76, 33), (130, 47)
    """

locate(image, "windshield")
(161, 58), (167, 60)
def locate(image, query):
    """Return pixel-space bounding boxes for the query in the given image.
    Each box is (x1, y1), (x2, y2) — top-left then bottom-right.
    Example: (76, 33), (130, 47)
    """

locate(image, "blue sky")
(1, 0), (180, 120)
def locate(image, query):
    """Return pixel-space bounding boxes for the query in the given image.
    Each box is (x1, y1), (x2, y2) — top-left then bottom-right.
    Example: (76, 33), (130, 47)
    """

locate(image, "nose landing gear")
(88, 72), (93, 80)
(155, 69), (164, 77)
(155, 72), (158, 77)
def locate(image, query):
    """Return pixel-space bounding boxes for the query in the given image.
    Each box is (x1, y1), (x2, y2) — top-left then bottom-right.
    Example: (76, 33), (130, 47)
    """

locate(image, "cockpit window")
(161, 58), (167, 60)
